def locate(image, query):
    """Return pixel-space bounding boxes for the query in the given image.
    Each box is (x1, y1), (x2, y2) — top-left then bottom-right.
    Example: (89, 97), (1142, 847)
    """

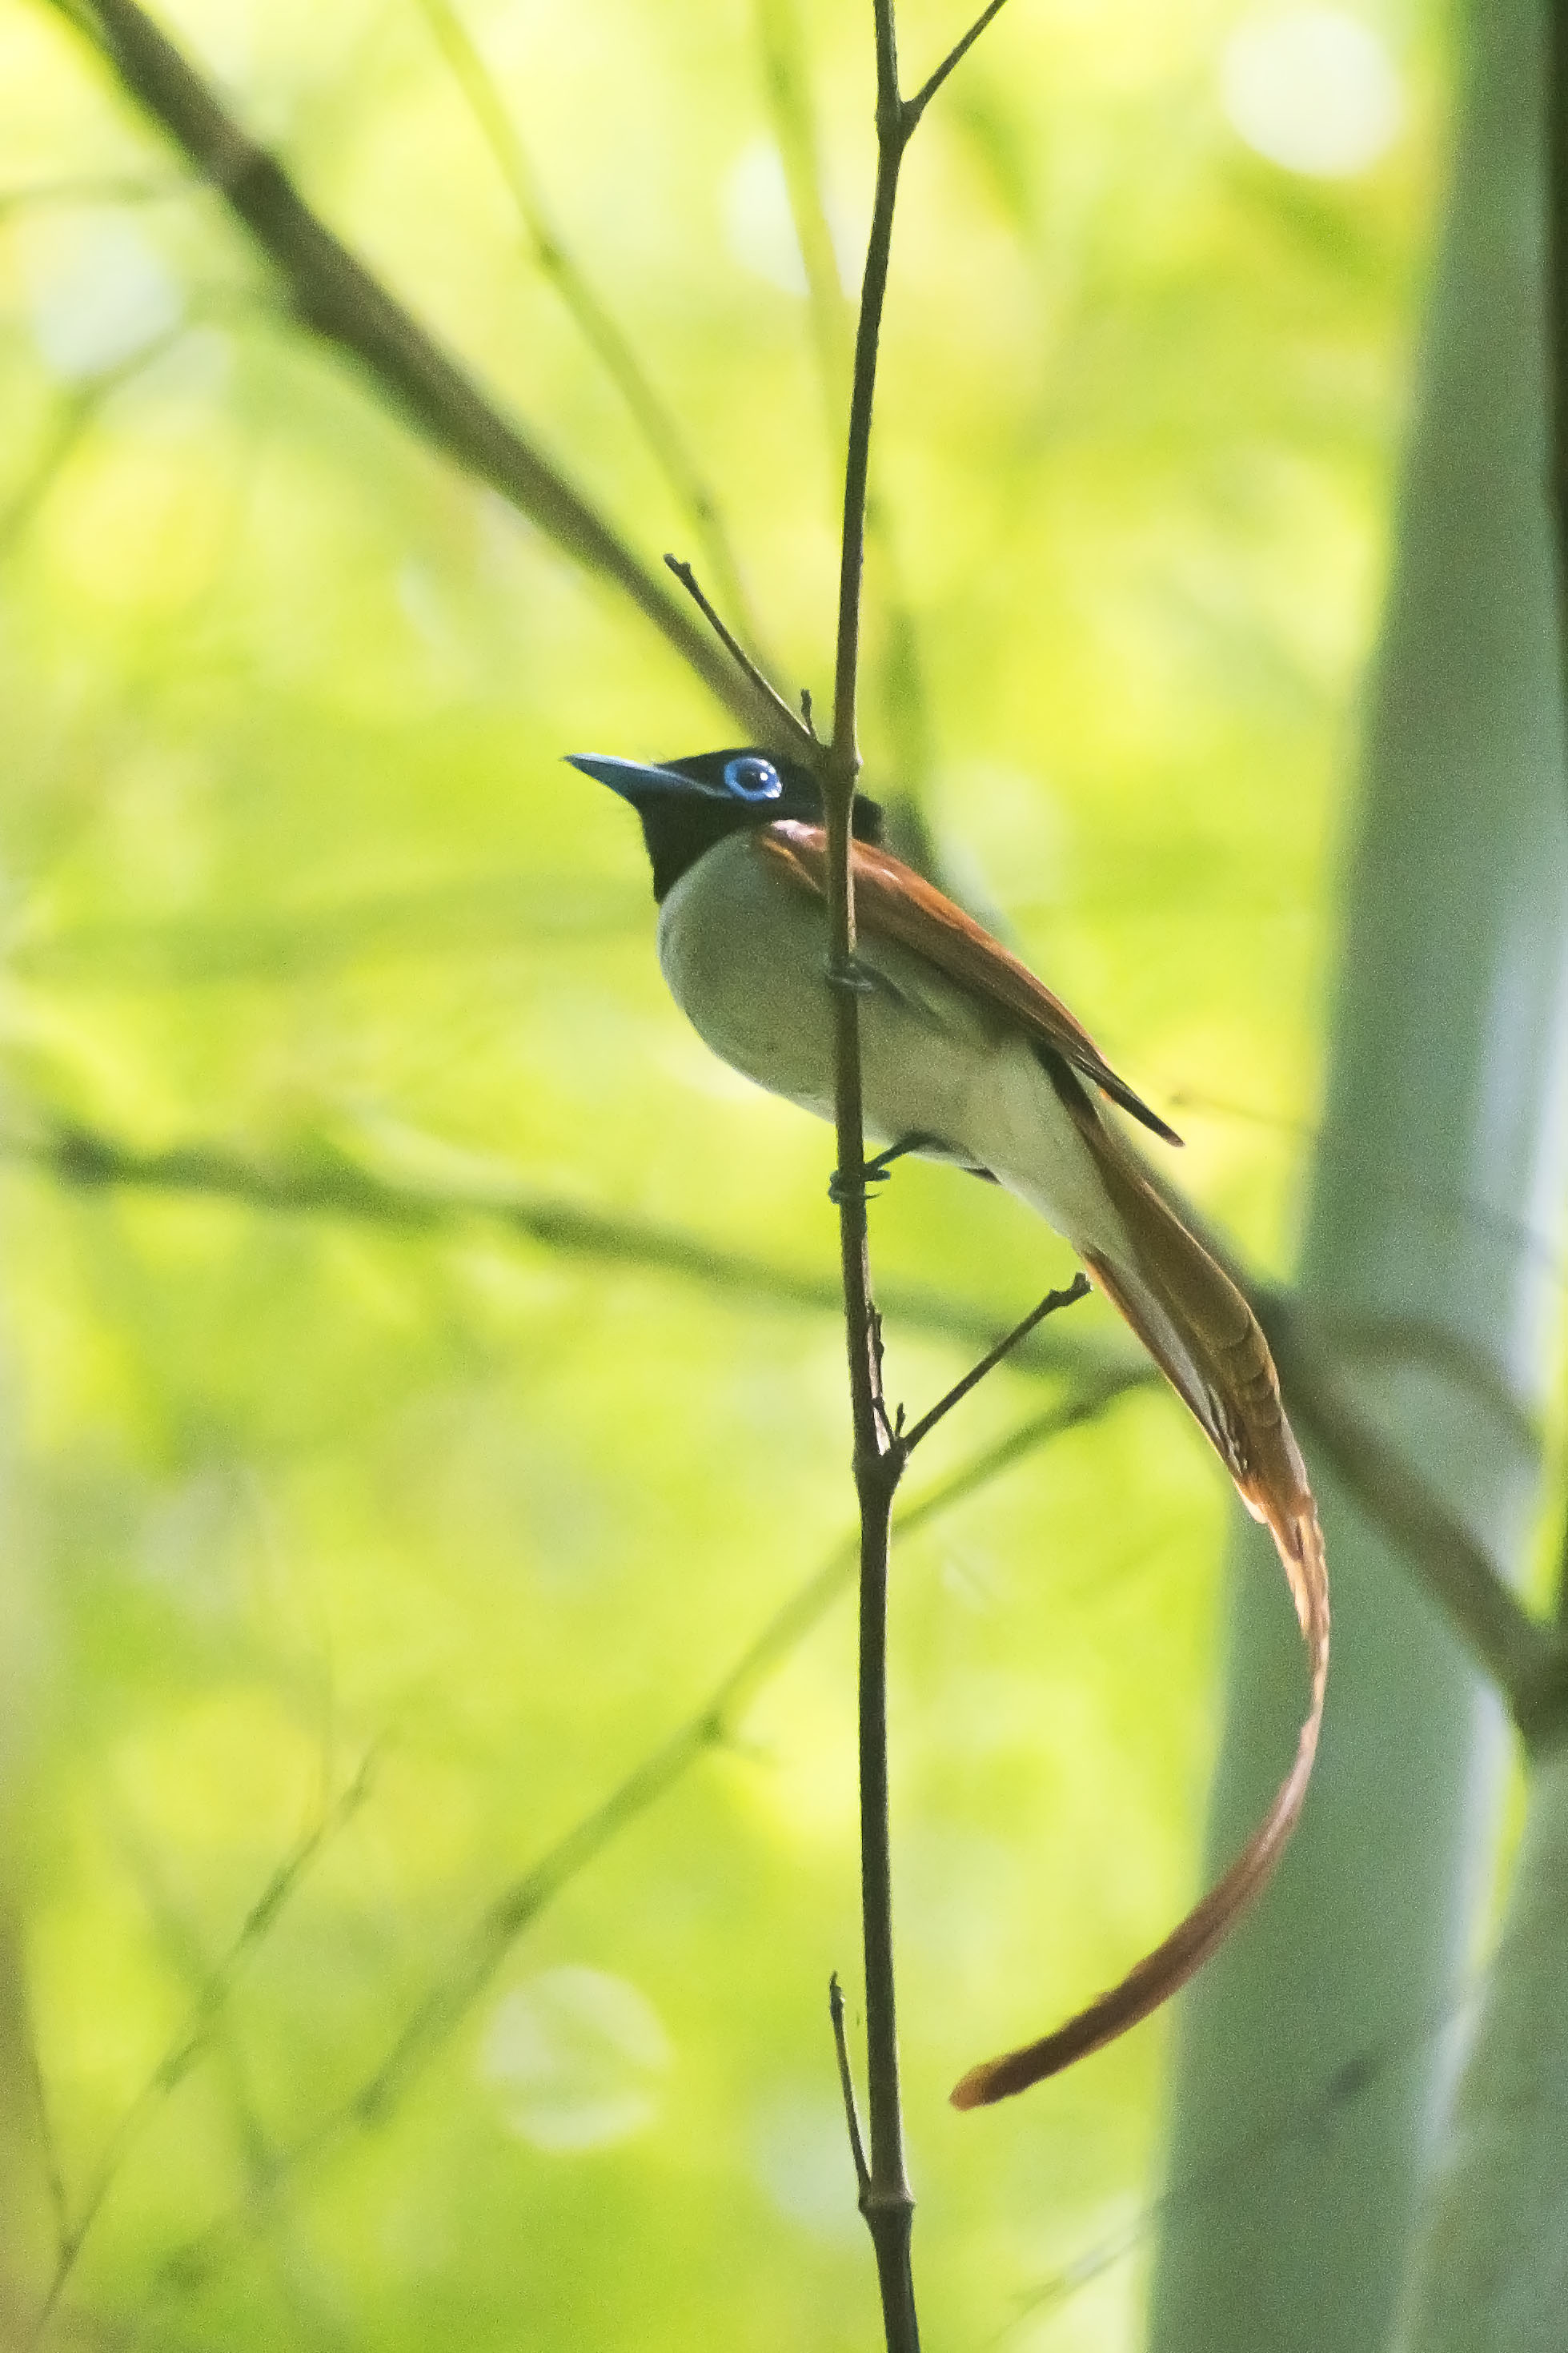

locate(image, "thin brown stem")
(905, 0), (1016, 126)
(663, 556), (816, 754)
(825, 2), (917, 2339)
(828, 1974), (872, 2199)
(828, 12), (905, 773)
(824, 0), (914, 2325)
(853, 1438), (916, 2353)
(901, 1273), (1091, 1452)
(777, 0), (1034, 2331)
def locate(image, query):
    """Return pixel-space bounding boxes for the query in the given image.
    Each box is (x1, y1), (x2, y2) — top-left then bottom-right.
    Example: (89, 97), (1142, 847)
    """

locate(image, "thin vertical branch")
(824, 6), (1014, 2346)
(823, 6), (916, 2343)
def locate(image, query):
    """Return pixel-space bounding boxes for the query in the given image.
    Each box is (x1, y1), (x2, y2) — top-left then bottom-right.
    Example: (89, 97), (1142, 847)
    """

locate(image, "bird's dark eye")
(724, 755), (783, 802)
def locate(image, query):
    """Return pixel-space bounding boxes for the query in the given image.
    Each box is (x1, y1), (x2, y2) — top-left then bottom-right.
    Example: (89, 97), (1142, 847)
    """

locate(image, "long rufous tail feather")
(951, 1097), (1329, 2110)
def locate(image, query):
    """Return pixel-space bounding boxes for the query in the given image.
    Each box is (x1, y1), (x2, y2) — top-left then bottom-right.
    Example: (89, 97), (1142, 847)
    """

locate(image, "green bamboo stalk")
(1392, 1740), (1568, 2352)
(1148, 2), (1568, 2345)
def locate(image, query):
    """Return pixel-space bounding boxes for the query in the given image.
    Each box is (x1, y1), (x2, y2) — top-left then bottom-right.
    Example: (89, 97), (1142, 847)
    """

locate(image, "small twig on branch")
(900, 1274), (1092, 1453)
(664, 555), (817, 755)
(904, 0), (1014, 125)
(829, 1974), (872, 2201)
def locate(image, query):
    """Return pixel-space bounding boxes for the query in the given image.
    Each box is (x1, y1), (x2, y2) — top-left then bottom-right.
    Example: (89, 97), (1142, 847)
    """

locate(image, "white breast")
(657, 831), (1130, 1263)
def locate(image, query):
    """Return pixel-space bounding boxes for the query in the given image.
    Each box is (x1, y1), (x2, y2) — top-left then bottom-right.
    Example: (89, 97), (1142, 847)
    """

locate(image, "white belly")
(656, 833), (1129, 1261)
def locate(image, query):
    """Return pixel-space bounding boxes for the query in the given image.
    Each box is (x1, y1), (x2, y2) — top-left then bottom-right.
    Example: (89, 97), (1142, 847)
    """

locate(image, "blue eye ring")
(724, 754), (783, 802)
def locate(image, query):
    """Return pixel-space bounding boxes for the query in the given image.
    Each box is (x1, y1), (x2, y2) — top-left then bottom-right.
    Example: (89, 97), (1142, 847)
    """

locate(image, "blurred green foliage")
(0, 1), (1445, 2346)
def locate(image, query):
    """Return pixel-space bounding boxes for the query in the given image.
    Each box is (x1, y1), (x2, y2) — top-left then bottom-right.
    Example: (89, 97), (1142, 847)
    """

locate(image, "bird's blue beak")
(564, 754), (712, 804)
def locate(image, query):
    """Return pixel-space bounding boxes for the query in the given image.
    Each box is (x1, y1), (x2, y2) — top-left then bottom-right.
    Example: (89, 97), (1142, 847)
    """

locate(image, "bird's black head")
(566, 747), (884, 901)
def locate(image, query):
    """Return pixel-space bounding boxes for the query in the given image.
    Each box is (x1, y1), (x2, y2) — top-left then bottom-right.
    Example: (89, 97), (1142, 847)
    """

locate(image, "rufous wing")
(758, 821), (1183, 1144)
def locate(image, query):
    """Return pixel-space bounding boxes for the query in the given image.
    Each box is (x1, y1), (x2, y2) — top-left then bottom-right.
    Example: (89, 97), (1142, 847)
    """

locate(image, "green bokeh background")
(0, 2), (1444, 2345)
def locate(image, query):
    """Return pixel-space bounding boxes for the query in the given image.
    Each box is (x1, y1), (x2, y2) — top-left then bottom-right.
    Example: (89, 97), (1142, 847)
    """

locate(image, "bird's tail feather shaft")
(951, 1101), (1329, 2110)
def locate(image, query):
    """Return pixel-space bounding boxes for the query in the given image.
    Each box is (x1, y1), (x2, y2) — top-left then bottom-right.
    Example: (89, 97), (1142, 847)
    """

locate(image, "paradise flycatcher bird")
(568, 743), (1329, 2109)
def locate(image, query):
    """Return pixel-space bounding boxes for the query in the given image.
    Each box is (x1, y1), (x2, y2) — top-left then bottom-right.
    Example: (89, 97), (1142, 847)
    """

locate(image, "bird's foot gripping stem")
(828, 1133), (943, 1205)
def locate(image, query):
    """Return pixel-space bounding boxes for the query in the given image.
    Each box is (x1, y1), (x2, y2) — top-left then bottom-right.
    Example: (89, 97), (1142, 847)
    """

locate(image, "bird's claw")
(826, 956), (877, 995)
(828, 1131), (943, 1205)
(828, 1163), (885, 1205)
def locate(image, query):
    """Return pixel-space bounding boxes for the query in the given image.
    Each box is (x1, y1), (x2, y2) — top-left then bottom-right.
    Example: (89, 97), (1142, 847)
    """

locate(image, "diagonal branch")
(24, 1757), (375, 2348)
(4, 1115), (1128, 1381)
(905, 0), (1015, 127)
(664, 555), (817, 755)
(42, 0), (789, 745)
(1261, 1305), (1566, 1741)
(900, 1273), (1090, 1452)
(19, 1110), (1552, 1717)
(142, 1385), (1132, 2300)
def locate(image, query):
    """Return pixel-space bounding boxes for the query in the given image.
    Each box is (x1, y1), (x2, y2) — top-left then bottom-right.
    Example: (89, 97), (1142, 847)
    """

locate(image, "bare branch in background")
(14, 1113), (1558, 1723)
(137, 1386), (1131, 2304)
(0, 171), (178, 218)
(4, 1115), (1127, 1381)
(756, 0), (854, 420)
(0, 326), (186, 561)
(1263, 1307), (1566, 1740)
(755, 0), (944, 845)
(44, 0), (791, 745)
(22, 1759), (375, 2350)
(414, 0), (764, 652)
